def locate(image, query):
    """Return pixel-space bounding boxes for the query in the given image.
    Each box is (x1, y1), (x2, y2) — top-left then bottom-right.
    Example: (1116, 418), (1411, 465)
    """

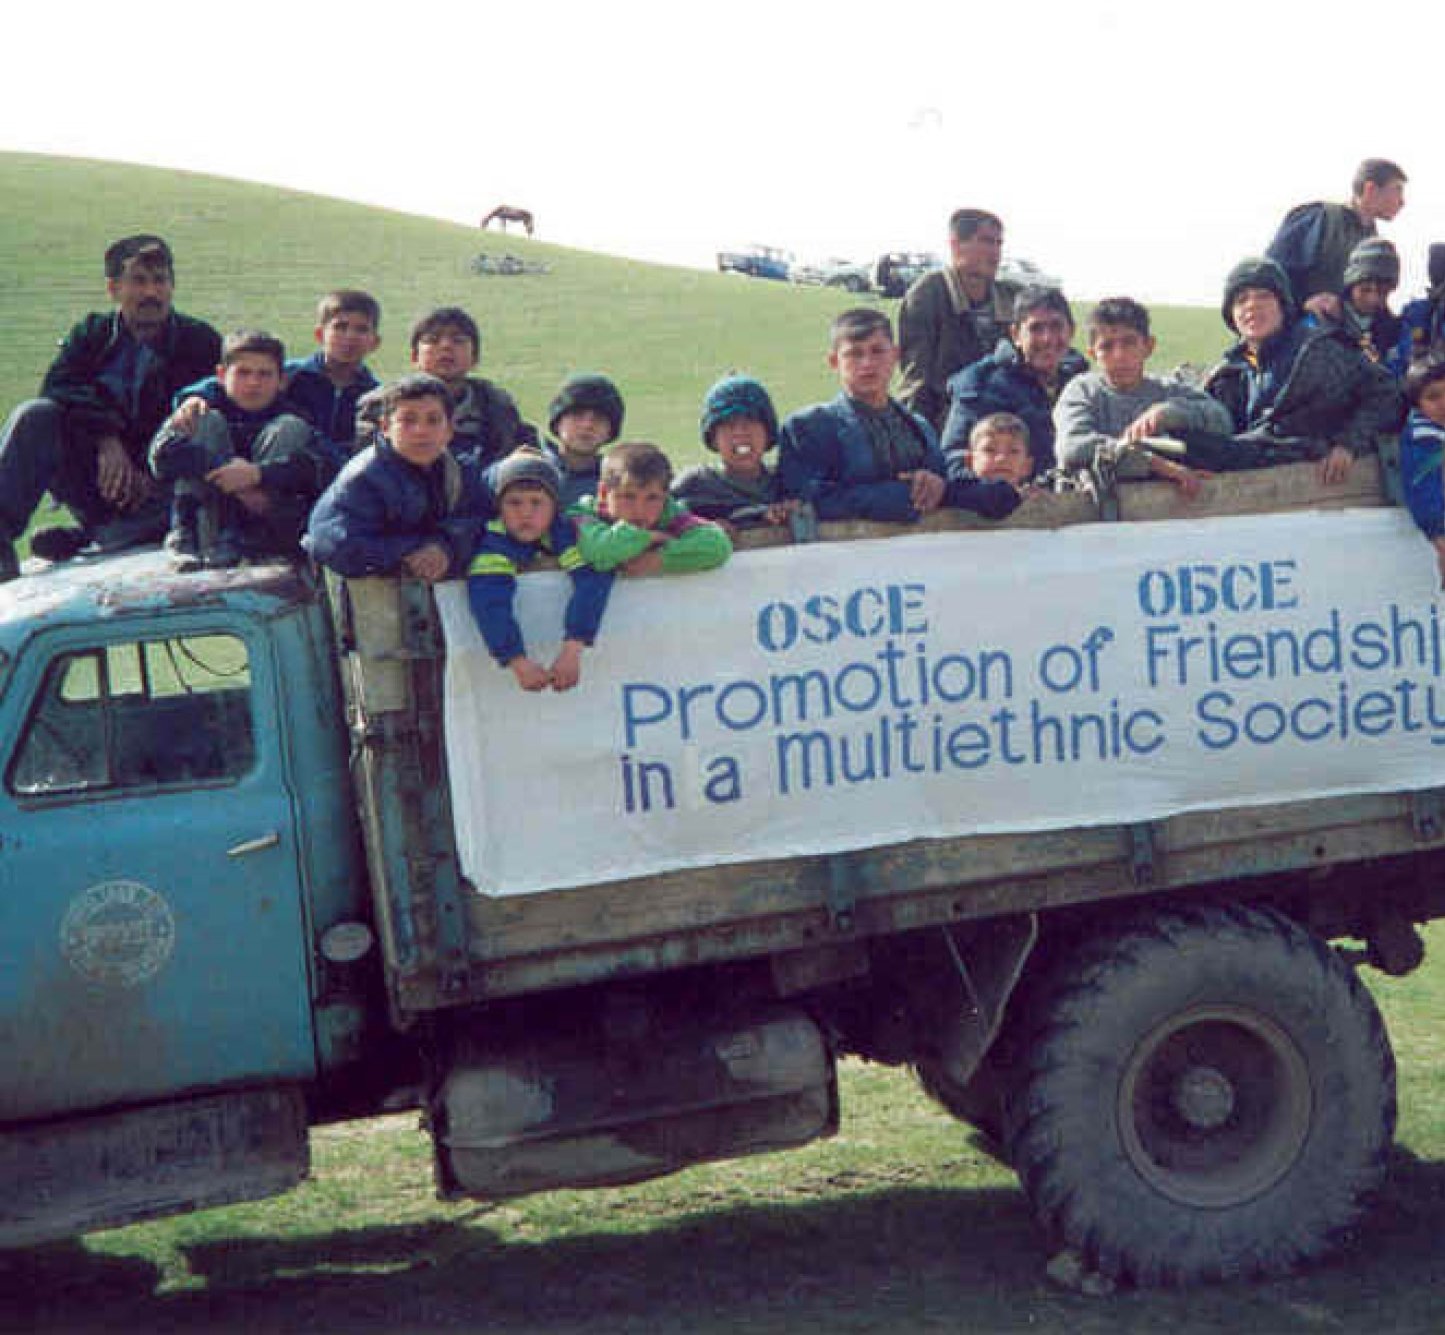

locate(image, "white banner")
(437, 509), (1445, 897)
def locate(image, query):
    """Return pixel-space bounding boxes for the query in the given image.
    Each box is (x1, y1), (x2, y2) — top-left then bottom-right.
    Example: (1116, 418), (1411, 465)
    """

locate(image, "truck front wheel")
(1006, 905), (1395, 1285)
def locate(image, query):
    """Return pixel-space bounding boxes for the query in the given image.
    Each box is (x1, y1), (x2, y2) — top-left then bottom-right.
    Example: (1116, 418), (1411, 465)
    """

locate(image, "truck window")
(8, 634), (257, 796)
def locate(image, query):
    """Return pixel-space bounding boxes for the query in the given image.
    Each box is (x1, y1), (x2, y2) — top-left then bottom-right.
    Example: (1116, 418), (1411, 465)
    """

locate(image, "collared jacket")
(779, 393), (946, 523)
(466, 514), (613, 665)
(304, 437), (489, 578)
(897, 268), (1018, 431)
(283, 352), (380, 469)
(41, 310), (222, 455)
(451, 377), (538, 471)
(1205, 319), (1403, 455)
(1400, 408), (1445, 540)
(941, 340), (1089, 473)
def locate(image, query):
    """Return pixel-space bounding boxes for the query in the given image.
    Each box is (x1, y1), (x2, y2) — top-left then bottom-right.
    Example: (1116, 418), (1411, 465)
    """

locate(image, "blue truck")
(1, 457), (1440, 1286)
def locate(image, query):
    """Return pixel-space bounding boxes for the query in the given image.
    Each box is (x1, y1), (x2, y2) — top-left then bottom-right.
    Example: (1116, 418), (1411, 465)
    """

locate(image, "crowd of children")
(10, 197), (1445, 679)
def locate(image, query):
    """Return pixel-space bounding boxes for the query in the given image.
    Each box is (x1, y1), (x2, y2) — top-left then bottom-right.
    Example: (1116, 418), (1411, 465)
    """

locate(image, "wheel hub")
(1172, 1065), (1236, 1130)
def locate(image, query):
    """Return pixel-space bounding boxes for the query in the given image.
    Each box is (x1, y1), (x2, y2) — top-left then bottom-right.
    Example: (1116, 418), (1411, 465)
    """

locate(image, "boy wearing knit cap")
(1157, 256), (1399, 484)
(672, 375), (799, 531)
(1333, 239), (1404, 376)
(541, 372), (626, 509)
(467, 447), (613, 692)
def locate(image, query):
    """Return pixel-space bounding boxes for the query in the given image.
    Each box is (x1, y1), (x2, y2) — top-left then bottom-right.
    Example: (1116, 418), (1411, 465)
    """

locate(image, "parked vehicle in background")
(872, 250), (940, 298)
(791, 256), (871, 292)
(716, 244), (794, 281)
(998, 256), (1063, 290)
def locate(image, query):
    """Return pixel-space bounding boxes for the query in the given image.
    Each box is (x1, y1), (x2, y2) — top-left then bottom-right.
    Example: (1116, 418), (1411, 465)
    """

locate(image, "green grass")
(1, 154), (1431, 1332)
(0, 150), (1226, 485)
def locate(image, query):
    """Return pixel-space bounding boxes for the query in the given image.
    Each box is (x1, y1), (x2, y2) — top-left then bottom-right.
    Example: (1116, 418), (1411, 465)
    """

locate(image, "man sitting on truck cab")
(0, 234), (222, 580)
(304, 373), (489, 582)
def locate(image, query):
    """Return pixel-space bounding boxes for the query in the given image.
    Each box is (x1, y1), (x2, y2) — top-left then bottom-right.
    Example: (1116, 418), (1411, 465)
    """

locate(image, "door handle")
(227, 831), (281, 858)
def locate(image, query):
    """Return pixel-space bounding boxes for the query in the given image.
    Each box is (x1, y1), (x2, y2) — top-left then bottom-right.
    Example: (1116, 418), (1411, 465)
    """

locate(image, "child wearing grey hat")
(467, 447), (613, 692)
(1334, 238), (1404, 376)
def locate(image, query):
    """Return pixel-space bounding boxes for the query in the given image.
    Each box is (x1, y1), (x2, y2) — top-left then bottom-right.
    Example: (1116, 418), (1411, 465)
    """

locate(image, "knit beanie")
(492, 447), (560, 500)
(699, 375), (779, 449)
(1343, 238), (1400, 291)
(1221, 257), (1295, 330)
(547, 373), (625, 440)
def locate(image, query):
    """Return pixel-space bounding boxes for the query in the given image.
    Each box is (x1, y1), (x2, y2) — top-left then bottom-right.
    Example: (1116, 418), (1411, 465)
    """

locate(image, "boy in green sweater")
(571, 441), (731, 576)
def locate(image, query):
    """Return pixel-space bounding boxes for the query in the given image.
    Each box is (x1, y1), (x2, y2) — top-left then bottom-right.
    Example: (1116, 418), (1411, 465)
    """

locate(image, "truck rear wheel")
(1006, 905), (1395, 1285)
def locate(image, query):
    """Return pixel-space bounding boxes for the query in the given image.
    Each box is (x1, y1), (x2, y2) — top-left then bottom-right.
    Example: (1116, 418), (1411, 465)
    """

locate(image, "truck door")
(0, 622), (316, 1122)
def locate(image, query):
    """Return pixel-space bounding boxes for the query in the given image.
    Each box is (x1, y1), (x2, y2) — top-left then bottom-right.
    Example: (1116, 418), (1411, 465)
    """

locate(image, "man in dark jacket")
(897, 208), (1017, 432)
(0, 234), (222, 578)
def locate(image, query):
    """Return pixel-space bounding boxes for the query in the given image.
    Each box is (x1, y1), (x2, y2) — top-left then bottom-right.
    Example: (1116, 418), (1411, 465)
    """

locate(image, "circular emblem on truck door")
(60, 880), (177, 986)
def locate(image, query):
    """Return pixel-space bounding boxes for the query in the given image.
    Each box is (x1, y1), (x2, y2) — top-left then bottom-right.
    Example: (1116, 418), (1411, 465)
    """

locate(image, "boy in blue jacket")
(304, 374), (488, 582)
(284, 290), (382, 468)
(778, 308), (949, 522)
(1399, 356), (1445, 586)
(467, 448), (613, 692)
(150, 330), (324, 569)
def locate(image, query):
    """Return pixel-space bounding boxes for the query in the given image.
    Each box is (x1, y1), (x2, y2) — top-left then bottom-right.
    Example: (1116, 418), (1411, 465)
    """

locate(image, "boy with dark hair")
(1053, 296), (1232, 494)
(540, 372), (625, 508)
(897, 207), (1017, 430)
(779, 308), (950, 522)
(941, 286), (1088, 475)
(0, 232), (222, 576)
(149, 330), (324, 569)
(467, 448), (613, 692)
(1397, 243), (1445, 367)
(409, 306), (535, 468)
(1267, 158), (1407, 320)
(966, 413), (1034, 489)
(304, 373), (489, 581)
(672, 375), (798, 529)
(284, 290), (382, 466)
(1398, 355), (1445, 585)
(572, 441), (731, 576)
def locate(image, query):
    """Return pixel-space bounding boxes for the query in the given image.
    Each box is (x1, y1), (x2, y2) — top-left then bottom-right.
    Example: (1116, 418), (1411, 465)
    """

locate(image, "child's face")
(384, 394), (454, 468)
(317, 311), (379, 367)
(556, 409), (613, 457)
(1013, 308), (1073, 379)
(499, 484), (557, 544)
(603, 478), (668, 529)
(412, 326), (478, 384)
(220, 352), (284, 413)
(1417, 379), (1445, 428)
(830, 330), (898, 406)
(1231, 287), (1286, 347)
(712, 417), (769, 479)
(968, 430), (1032, 486)
(1347, 280), (1394, 318)
(1088, 323), (1155, 391)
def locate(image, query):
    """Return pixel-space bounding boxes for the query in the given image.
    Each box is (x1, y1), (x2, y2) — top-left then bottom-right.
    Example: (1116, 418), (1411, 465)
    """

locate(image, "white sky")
(5, 0), (1442, 308)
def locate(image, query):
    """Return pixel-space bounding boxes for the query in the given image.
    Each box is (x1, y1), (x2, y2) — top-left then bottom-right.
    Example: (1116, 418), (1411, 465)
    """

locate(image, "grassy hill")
(0, 151), (1226, 470)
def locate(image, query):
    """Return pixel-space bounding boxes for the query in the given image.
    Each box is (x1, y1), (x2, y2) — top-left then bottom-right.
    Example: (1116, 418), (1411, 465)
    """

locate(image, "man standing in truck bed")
(0, 234), (222, 579)
(897, 208), (1019, 433)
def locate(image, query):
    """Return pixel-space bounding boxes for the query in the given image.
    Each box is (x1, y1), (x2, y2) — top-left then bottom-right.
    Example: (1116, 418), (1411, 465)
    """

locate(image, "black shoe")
(163, 525), (203, 573)
(91, 503), (168, 553)
(0, 540), (18, 584)
(204, 529), (243, 569)
(30, 526), (90, 562)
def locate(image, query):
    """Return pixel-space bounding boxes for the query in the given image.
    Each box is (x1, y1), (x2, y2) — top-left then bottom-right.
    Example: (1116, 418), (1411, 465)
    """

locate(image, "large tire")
(1006, 905), (1395, 1285)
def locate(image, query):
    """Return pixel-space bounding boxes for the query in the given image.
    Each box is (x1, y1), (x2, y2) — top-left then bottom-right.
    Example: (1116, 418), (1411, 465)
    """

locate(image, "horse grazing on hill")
(480, 205), (535, 237)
